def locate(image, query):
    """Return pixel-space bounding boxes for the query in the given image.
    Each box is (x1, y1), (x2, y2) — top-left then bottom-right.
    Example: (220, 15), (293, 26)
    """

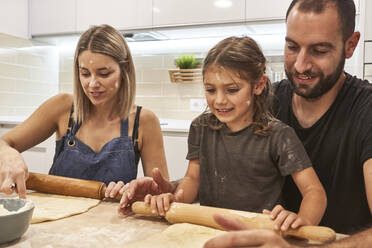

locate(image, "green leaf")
(175, 55), (201, 69)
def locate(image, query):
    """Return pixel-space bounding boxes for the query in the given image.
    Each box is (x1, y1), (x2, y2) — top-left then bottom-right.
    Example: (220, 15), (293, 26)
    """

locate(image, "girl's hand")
(263, 205), (310, 231)
(144, 190), (184, 216)
(105, 180), (125, 199)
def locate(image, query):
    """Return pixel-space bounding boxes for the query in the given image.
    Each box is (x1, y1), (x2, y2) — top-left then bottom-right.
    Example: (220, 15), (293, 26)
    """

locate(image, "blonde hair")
(73, 24), (136, 123)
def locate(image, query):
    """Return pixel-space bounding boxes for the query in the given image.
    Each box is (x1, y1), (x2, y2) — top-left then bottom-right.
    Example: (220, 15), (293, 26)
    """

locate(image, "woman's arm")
(292, 166), (327, 226)
(137, 108), (169, 179)
(0, 93), (72, 198)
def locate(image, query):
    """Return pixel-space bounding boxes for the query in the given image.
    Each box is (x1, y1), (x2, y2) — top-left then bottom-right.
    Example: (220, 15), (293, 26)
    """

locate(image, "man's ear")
(253, 75), (267, 96)
(345, 31), (360, 59)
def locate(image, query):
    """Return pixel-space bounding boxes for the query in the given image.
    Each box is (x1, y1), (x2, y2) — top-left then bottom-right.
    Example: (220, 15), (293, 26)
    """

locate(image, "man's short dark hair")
(286, 0), (356, 41)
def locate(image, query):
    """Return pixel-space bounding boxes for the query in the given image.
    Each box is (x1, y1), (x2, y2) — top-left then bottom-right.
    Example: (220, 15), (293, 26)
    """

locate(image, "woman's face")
(78, 50), (121, 107)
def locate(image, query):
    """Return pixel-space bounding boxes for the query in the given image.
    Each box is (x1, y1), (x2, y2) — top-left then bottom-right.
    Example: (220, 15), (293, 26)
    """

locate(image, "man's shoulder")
(344, 74), (372, 104)
(345, 73), (372, 90)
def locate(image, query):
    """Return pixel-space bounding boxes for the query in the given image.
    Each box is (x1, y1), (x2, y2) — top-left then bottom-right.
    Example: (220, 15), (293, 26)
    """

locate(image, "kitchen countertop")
(0, 190), (348, 247)
(0, 200), (347, 248)
(0, 116), (191, 133)
(1, 201), (170, 248)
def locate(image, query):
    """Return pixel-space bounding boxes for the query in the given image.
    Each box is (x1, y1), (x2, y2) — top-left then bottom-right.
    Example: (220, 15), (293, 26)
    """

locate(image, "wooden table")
(1, 201), (347, 248)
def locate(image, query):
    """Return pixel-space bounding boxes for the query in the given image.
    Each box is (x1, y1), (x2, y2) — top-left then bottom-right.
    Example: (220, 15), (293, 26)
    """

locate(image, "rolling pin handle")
(132, 201), (160, 217)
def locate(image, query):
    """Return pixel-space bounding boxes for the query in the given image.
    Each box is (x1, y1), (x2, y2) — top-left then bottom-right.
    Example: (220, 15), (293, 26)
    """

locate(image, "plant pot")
(168, 69), (202, 83)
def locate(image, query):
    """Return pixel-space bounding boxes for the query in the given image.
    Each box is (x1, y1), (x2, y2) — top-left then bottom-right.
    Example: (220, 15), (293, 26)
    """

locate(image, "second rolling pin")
(132, 201), (336, 243)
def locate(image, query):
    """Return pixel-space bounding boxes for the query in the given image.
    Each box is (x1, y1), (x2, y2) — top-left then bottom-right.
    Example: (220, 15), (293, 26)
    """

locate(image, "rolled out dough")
(124, 223), (225, 248)
(27, 192), (100, 224)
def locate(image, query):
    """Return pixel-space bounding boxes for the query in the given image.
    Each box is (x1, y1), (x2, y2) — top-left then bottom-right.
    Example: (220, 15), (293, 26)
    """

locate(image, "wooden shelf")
(168, 69), (202, 83)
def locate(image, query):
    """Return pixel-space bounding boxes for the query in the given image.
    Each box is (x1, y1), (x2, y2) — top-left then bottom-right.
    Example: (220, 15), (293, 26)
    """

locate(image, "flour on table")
(28, 192), (100, 224)
(124, 223), (225, 248)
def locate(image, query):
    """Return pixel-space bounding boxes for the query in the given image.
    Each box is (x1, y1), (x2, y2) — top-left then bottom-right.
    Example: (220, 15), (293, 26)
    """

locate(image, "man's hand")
(203, 214), (295, 248)
(118, 168), (174, 215)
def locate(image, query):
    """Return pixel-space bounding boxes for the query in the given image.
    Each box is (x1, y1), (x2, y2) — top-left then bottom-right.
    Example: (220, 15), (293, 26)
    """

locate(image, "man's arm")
(204, 215), (372, 248)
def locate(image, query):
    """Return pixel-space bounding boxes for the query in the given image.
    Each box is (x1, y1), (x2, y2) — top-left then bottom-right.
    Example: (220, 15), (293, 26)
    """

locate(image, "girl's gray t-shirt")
(186, 115), (312, 213)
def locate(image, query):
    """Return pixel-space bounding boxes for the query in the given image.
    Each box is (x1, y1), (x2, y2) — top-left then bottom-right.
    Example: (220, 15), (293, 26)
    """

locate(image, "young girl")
(145, 36), (326, 231)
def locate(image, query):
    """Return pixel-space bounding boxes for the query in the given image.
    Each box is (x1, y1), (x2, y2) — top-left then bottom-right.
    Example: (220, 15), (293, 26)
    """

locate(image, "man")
(203, 214), (372, 248)
(120, 0), (372, 235)
(273, 0), (372, 234)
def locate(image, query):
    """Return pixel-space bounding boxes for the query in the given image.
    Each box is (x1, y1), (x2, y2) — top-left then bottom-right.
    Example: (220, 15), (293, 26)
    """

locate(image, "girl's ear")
(253, 75), (267, 96)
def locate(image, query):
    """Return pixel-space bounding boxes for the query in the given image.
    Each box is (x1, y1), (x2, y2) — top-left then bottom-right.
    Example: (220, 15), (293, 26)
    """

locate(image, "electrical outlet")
(190, 98), (207, 112)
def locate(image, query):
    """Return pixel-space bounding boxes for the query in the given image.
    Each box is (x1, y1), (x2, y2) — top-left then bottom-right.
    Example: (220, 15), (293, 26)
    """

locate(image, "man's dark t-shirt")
(273, 73), (372, 233)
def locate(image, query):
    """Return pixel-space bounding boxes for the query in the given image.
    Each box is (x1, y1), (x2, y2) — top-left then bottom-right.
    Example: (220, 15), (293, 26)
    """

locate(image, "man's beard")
(285, 53), (346, 100)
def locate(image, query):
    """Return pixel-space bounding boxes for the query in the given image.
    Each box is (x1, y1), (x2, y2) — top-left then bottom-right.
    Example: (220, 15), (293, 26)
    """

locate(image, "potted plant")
(169, 55), (203, 83)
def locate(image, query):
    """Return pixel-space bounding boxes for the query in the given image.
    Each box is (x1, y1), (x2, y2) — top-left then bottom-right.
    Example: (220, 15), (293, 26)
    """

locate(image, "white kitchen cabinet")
(153, 0), (245, 27)
(0, 0), (28, 39)
(76, 0), (152, 32)
(162, 132), (189, 181)
(365, 0), (372, 41)
(246, 0), (292, 21)
(136, 131), (188, 181)
(245, 0), (359, 21)
(354, 0), (360, 13)
(365, 42), (372, 63)
(0, 124), (55, 174)
(30, 0), (76, 36)
(365, 64), (372, 78)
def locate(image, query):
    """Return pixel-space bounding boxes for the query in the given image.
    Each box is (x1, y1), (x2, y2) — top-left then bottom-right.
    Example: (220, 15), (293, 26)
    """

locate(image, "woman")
(0, 24), (169, 199)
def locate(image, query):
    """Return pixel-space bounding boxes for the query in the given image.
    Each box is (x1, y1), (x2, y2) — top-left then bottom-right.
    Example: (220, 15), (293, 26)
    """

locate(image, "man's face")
(285, 5), (346, 100)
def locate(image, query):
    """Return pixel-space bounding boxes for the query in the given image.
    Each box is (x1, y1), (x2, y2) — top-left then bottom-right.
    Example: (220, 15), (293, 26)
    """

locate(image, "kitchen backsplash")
(59, 51), (286, 120)
(59, 52), (207, 120)
(0, 34), (360, 120)
(0, 34), (58, 117)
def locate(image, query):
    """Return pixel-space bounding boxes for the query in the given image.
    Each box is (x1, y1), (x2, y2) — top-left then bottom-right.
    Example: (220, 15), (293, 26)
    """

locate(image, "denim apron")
(49, 118), (137, 186)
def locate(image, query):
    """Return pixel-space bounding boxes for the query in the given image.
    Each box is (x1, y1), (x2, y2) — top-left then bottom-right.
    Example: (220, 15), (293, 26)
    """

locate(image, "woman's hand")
(263, 205), (310, 231)
(105, 180), (125, 199)
(0, 143), (29, 198)
(144, 190), (183, 216)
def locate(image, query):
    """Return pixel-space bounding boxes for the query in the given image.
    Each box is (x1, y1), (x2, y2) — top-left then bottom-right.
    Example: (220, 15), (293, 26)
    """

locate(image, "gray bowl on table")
(0, 198), (34, 244)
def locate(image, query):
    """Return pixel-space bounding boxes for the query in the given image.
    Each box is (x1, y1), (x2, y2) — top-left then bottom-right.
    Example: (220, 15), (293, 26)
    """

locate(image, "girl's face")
(203, 66), (265, 132)
(78, 50), (121, 107)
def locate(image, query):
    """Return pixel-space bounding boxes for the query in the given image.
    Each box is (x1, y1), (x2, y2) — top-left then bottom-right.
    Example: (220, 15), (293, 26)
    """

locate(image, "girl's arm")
(0, 93), (73, 198)
(292, 166), (327, 225)
(174, 159), (200, 203)
(265, 167), (326, 231)
(137, 108), (169, 180)
(144, 159), (200, 216)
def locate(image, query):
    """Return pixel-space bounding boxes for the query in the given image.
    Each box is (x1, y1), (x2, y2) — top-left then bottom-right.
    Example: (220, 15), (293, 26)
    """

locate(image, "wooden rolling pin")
(26, 172), (121, 201)
(132, 201), (336, 243)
